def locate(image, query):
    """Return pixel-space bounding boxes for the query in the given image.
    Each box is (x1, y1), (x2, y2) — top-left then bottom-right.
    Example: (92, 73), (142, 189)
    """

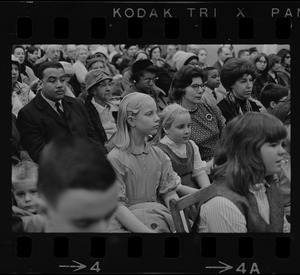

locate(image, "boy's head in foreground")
(12, 161), (39, 214)
(38, 136), (118, 232)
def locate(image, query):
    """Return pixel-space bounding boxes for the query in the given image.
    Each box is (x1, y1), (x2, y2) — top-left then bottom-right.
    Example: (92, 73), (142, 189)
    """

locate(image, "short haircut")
(220, 58), (257, 91)
(12, 161), (38, 186)
(26, 45), (38, 54)
(217, 46), (227, 55)
(237, 49), (249, 58)
(270, 99), (290, 125)
(75, 44), (88, 57)
(259, 83), (289, 109)
(12, 45), (25, 54)
(38, 136), (116, 205)
(202, 66), (219, 82)
(267, 54), (281, 68)
(38, 61), (64, 80)
(169, 65), (205, 102)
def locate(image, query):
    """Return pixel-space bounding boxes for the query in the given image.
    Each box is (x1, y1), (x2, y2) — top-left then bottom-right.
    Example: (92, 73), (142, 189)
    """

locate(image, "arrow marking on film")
(59, 260), (87, 272)
(205, 261), (233, 273)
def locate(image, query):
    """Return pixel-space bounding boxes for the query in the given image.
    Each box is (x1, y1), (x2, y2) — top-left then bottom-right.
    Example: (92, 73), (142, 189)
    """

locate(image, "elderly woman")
(169, 65), (225, 164)
(72, 44), (89, 85)
(217, 58), (261, 124)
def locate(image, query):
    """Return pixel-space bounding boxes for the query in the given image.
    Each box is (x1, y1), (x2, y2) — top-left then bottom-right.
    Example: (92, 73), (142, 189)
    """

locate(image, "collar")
(41, 92), (62, 109)
(126, 141), (150, 155)
(161, 135), (185, 150)
(92, 97), (109, 112)
(219, 60), (224, 66)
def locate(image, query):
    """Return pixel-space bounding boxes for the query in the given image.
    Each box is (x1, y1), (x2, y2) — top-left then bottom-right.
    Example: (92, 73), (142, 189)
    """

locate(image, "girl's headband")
(162, 104), (185, 128)
(123, 92), (152, 115)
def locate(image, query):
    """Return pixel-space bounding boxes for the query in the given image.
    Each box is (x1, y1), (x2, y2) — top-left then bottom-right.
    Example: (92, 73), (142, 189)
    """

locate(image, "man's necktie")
(55, 102), (65, 118)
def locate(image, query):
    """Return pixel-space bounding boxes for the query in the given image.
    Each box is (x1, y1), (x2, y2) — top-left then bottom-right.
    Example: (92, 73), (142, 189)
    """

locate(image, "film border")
(1, 1), (299, 273)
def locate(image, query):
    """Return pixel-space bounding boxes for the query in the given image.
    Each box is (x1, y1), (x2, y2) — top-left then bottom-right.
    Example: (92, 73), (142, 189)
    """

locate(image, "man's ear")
(127, 116), (136, 127)
(163, 127), (169, 135)
(270, 101), (276, 109)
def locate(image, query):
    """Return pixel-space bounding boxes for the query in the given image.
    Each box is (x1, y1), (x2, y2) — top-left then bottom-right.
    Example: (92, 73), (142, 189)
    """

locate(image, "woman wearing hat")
(121, 59), (168, 112)
(121, 50), (149, 91)
(172, 50), (199, 71)
(119, 44), (138, 73)
(83, 69), (118, 146)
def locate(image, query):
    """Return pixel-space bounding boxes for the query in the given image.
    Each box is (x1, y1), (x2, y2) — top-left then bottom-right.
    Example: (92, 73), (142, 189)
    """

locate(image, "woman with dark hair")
(277, 48), (291, 74)
(193, 112), (290, 233)
(267, 54), (290, 89)
(122, 59), (168, 112)
(217, 58), (261, 123)
(149, 45), (162, 66)
(252, 53), (269, 99)
(121, 50), (149, 91)
(12, 45), (39, 92)
(169, 65), (225, 163)
(24, 45), (39, 70)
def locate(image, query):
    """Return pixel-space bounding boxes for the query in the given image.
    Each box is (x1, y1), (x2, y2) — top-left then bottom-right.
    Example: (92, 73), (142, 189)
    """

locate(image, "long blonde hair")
(108, 92), (154, 151)
(151, 103), (189, 145)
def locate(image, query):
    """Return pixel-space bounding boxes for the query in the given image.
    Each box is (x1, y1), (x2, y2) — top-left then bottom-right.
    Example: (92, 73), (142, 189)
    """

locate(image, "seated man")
(25, 136), (119, 232)
(17, 61), (106, 162)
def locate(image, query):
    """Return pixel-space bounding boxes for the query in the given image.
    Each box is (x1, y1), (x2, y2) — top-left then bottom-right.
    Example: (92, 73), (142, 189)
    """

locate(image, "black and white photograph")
(1, 1), (298, 274)
(11, 43), (291, 234)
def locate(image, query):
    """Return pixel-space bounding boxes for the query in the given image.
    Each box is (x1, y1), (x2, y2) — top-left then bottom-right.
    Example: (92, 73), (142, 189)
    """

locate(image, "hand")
(29, 79), (41, 90)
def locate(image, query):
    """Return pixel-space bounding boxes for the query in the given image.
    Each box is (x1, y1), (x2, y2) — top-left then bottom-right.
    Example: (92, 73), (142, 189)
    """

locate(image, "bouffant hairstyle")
(169, 65), (205, 102)
(220, 58), (257, 91)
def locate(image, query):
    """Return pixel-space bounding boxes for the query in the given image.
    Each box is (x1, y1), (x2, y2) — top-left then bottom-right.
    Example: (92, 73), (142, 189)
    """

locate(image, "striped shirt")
(198, 183), (290, 233)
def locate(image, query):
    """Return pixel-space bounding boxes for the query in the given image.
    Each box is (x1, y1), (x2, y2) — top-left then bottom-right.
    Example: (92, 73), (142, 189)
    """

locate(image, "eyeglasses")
(142, 77), (158, 84)
(188, 61), (199, 66)
(190, 83), (206, 91)
(257, 61), (267, 64)
(98, 81), (114, 88)
(285, 56), (291, 59)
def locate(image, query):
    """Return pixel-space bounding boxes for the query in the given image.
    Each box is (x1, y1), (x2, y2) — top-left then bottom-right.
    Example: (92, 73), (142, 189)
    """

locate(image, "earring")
(133, 80), (136, 83)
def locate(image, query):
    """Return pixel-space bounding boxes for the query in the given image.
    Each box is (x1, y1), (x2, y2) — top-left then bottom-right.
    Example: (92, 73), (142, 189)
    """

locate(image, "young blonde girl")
(152, 104), (210, 189)
(192, 112), (290, 233)
(107, 92), (197, 233)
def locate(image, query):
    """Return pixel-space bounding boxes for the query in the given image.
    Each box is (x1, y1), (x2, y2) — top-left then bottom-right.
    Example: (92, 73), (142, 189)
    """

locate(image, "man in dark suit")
(17, 61), (106, 163)
(213, 46), (232, 73)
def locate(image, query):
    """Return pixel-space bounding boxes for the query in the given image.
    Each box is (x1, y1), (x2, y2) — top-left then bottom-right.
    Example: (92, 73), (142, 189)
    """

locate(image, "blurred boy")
(12, 161), (39, 215)
(201, 67), (226, 106)
(23, 136), (119, 232)
(12, 161), (43, 232)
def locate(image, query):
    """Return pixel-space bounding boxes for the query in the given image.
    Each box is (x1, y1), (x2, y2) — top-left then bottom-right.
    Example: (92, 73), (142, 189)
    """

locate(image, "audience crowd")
(11, 44), (291, 233)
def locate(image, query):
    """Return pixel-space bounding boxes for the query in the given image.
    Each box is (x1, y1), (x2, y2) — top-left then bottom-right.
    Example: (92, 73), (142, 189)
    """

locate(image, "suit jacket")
(212, 60), (223, 73)
(17, 91), (105, 163)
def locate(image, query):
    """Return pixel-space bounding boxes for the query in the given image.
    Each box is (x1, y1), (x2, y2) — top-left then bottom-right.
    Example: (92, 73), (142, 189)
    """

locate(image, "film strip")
(1, 1), (299, 273)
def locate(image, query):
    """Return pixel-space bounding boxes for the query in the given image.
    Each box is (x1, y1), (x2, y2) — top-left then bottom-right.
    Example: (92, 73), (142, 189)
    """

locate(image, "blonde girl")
(107, 92), (197, 233)
(152, 103), (210, 189)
